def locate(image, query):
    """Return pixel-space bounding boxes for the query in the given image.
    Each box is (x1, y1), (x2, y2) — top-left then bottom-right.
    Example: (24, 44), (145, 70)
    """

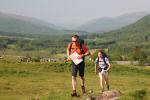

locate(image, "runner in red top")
(67, 35), (90, 97)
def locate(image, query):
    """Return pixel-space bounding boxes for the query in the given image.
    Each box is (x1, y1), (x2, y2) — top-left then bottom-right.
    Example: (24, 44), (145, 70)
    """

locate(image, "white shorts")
(100, 69), (108, 75)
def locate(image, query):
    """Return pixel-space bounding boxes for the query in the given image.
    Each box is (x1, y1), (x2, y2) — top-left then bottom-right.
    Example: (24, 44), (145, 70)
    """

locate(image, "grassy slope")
(0, 12), (62, 35)
(0, 59), (150, 100)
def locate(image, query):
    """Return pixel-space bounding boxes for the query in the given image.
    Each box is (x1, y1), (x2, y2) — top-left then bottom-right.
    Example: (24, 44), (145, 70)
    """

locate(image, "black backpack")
(97, 56), (109, 70)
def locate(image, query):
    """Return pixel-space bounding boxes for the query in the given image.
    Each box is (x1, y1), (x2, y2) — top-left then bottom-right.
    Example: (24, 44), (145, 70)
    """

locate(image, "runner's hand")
(67, 57), (71, 61)
(77, 54), (84, 59)
(106, 69), (110, 72)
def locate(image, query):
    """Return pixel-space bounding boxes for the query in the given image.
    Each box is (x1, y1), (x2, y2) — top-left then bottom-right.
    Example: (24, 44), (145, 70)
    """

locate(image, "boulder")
(87, 90), (122, 100)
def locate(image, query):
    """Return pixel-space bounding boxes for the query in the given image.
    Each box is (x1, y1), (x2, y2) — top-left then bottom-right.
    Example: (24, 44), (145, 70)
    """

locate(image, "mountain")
(101, 14), (150, 43)
(0, 12), (63, 35)
(76, 11), (150, 33)
(54, 22), (81, 30)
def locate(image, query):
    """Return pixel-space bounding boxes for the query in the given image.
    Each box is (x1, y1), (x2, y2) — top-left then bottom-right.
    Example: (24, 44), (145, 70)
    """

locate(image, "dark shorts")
(72, 61), (85, 77)
(97, 66), (108, 72)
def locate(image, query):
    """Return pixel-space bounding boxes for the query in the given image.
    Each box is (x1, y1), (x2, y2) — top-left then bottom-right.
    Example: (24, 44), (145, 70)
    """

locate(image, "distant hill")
(0, 12), (63, 35)
(101, 14), (150, 43)
(76, 11), (150, 33)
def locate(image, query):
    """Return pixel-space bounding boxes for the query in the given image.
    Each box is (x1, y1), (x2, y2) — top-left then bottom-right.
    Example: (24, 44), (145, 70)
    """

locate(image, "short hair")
(72, 34), (79, 39)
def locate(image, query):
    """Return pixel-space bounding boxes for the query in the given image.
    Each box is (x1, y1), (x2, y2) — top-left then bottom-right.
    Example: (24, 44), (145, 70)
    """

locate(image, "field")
(0, 58), (150, 100)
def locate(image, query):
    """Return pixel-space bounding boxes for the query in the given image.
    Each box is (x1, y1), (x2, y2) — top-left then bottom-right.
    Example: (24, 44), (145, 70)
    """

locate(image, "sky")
(0, 0), (150, 27)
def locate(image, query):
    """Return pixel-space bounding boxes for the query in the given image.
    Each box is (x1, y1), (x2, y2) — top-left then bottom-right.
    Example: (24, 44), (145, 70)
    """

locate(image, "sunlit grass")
(0, 60), (150, 100)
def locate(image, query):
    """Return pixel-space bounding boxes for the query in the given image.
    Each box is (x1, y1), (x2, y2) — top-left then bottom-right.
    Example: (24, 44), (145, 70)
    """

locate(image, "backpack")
(69, 39), (85, 54)
(97, 56), (109, 71)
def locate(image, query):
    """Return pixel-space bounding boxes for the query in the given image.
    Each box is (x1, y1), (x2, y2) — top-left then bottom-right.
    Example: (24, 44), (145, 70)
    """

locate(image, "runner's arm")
(95, 58), (98, 73)
(67, 43), (71, 61)
(95, 64), (98, 73)
(82, 43), (90, 57)
(106, 63), (111, 71)
(105, 58), (111, 71)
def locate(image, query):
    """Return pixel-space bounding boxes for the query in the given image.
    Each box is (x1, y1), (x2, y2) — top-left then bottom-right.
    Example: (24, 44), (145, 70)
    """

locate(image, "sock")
(81, 85), (86, 93)
(73, 90), (76, 94)
(107, 85), (110, 90)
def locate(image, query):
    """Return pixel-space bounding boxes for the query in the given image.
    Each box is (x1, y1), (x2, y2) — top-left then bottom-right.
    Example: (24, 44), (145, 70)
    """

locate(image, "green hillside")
(101, 14), (150, 43)
(76, 11), (150, 32)
(0, 12), (63, 35)
(1, 13), (150, 62)
(93, 15), (150, 62)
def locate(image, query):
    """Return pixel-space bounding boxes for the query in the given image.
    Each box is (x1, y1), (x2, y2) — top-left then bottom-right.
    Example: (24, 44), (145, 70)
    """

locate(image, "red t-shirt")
(68, 42), (89, 55)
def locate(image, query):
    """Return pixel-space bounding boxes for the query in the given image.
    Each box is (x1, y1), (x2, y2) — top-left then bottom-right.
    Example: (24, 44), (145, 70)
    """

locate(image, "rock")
(96, 90), (122, 100)
(88, 89), (93, 94)
(86, 90), (122, 100)
(86, 96), (96, 100)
